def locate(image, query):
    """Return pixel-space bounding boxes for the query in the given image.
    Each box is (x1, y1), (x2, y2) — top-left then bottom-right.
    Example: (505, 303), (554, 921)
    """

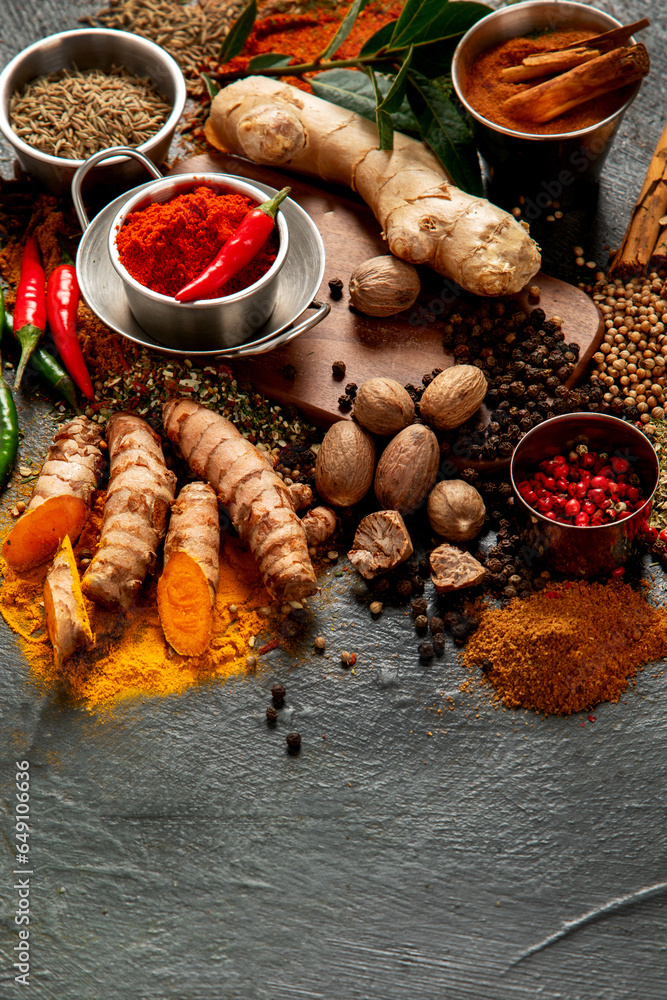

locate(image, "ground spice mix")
(464, 579), (667, 715)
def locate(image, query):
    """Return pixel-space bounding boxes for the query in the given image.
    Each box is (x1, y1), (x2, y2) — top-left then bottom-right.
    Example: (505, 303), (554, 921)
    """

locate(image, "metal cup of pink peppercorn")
(510, 413), (659, 577)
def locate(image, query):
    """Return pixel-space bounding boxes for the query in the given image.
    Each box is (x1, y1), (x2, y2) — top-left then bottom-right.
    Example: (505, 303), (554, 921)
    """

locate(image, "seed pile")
(589, 271), (667, 423)
(88, 0), (243, 96)
(9, 66), (172, 160)
(464, 579), (667, 715)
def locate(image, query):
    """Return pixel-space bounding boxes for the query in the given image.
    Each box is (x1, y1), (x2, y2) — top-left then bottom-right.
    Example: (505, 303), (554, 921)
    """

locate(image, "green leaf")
(407, 70), (483, 195)
(376, 46), (413, 114)
(201, 72), (219, 99)
(390, 0), (444, 49)
(310, 69), (419, 134)
(391, 1), (492, 49)
(367, 68), (394, 150)
(218, 0), (257, 63)
(247, 52), (293, 71)
(409, 38), (459, 78)
(319, 0), (369, 60)
(359, 20), (397, 57)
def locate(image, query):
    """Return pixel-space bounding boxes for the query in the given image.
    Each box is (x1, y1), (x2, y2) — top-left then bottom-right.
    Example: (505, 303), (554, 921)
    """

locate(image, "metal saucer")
(76, 179), (329, 358)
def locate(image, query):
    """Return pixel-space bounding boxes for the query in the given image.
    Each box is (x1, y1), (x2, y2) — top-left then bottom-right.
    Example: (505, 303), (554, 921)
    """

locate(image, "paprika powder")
(115, 186), (279, 299)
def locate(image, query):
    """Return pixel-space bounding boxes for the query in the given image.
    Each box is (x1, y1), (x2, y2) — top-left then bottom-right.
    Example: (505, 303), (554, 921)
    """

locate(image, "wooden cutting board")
(172, 153), (604, 429)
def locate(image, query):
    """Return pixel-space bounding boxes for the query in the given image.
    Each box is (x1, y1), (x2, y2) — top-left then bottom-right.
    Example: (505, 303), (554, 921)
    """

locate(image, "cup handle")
(225, 300), (331, 358)
(71, 147), (163, 230)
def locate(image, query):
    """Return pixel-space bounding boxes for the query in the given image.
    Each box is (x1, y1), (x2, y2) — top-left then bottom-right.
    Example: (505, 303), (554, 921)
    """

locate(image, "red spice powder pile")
(223, 2), (405, 91)
(115, 186), (278, 298)
(463, 579), (667, 715)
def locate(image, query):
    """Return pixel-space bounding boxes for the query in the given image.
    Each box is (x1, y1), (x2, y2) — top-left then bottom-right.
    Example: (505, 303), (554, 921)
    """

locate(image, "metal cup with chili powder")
(107, 171), (290, 351)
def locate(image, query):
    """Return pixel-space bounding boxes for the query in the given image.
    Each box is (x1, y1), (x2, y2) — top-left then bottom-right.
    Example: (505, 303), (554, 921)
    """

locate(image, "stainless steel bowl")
(510, 413), (659, 577)
(451, 2), (643, 199)
(82, 153), (291, 352)
(0, 28), (186, 194)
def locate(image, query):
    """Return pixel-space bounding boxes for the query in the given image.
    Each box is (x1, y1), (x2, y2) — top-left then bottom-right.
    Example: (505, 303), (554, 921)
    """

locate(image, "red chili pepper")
(174, 186), (291, 303)
(13, 236), (46, 390)
(46, 249), (94, 399)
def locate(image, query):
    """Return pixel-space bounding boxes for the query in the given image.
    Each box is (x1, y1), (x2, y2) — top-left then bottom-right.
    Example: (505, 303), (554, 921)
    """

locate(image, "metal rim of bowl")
(0, 28), (186, 168)
(451, 0), (641, 143)
(107, 172), (290, 307)
(509, 412), (660, 531)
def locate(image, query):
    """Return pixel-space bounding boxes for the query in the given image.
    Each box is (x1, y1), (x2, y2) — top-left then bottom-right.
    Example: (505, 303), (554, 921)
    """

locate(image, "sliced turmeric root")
(2, 415), (104, 572)
(43, 535), (94, 669)
(157, 550), (213, 656)
(3, 496), (88, 572)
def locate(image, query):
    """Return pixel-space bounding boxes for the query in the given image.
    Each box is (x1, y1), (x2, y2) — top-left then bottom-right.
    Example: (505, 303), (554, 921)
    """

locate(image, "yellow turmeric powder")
(0, 533), (272, 710)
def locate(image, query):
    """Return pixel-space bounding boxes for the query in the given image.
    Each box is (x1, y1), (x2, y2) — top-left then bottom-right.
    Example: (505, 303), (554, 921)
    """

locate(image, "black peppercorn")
(332, 360), (346, 379)
(328, 277), (344, 299)
(282, 363), (297, 380)
(338, 394), (353, 411)
(411, 597), (428, 618)
(418, 641), (435, 661)
(286, 732), (302, 753)
(396, 578), (413, 600)
(432, 633), (445, 654)
(266, 705), (278, 725)
(345, 382), (358, 397)
(429, 616), (444, 634)
(271, 683), (286, 707)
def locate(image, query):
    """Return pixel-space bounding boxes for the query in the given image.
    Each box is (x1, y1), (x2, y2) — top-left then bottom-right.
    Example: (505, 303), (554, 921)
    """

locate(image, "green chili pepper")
(0, 289), (20, 489)
(1, 286), (78, 411)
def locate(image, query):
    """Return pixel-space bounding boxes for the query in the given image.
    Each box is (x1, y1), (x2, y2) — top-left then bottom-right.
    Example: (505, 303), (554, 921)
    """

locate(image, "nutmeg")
(347, 509), (413, 579)
(314, 419), (376, 507)
(353, 377), (415, 436)
(374, 423), (439, 514)
(419, 364), (487, 431)
(427, 480), (486, 543)
(349, 256), (421, 317)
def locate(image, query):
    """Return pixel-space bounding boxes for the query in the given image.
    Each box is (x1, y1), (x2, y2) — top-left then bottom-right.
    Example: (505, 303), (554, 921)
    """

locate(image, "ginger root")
(206, 76), (541, 297)
(2, 415), (104, 572)
(44, 535), (94, 669)
(302, 506), (337, 546)
(82, 412), (177, 611)
(157, 481), (220, 656)
(163, 398), (317, 602)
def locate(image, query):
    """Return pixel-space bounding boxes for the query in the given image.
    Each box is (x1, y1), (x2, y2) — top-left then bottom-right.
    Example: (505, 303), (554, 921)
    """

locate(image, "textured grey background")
(1, 2), (667, 999)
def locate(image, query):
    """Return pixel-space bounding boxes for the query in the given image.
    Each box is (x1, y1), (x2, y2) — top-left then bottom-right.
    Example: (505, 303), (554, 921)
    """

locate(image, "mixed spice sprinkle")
(9, 66), (171, 160)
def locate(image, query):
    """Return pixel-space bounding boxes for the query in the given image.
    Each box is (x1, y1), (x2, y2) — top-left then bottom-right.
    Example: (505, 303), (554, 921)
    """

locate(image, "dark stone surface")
(1, 3), (667, 999)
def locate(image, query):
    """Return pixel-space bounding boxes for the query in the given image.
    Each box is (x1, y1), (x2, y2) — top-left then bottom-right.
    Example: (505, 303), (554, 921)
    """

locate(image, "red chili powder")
(115, 186), (279, 298)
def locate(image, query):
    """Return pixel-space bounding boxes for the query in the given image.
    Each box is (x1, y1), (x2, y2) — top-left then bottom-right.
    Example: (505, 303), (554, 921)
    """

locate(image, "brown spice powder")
(464, 580), (667, 715)
(463, 29), (636, 136)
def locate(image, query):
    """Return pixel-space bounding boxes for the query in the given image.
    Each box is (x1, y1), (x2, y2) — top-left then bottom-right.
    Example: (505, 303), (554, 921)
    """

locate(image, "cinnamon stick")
(610, 123), (667, 278)
(560, 17), (650, 53)
(500, 47), (599, 84)
(503, 43), (650, 125)
(649, 223), (667, 271)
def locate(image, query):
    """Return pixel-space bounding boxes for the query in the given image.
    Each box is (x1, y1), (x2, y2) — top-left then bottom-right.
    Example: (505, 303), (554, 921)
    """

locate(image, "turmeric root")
(205, 76), (541, 297)
(163, 398), (317, 602)
(2, 415), (104, 572)
(44, 535), (94, 669)
(157, 481), (220, 656)
(81, 412), (177, 611)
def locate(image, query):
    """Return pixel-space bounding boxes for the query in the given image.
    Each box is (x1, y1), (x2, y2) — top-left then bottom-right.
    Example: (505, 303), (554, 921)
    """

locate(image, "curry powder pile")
(464, 580), (667, 715)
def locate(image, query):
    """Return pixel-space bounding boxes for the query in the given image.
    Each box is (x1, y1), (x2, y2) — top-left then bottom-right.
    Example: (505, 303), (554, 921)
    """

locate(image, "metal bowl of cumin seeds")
(0, 28), (186, 195)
